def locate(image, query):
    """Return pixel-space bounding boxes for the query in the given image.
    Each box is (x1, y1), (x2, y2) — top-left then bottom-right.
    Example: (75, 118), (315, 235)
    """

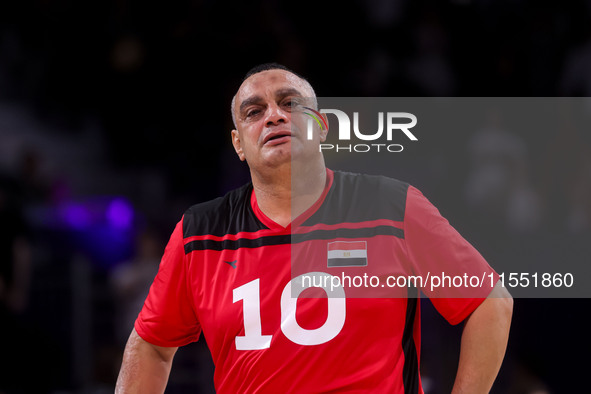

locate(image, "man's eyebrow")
(239, 95), (263, 115)
(275, 88), (304, 99)
(239, 88), (306, 115)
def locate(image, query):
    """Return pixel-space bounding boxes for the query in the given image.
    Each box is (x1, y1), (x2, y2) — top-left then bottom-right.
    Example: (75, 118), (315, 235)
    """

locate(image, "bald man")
(116, 63), (512, 394)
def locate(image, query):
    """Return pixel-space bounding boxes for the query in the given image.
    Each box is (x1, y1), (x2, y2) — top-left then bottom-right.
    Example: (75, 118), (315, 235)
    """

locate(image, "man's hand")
(116, 328), (178, 394)
(452, 282), (513, 393)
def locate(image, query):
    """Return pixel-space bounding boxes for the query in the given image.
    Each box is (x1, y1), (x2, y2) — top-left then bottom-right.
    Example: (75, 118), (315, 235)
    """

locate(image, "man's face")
(231, 69), (326, 170)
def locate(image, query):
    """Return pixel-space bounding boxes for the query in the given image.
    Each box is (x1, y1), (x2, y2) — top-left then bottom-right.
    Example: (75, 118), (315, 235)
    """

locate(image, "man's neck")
(251, 159), (327, 228)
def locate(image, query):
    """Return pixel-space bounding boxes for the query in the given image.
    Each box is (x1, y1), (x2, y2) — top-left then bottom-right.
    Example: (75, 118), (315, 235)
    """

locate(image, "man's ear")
(231, 129), (246, 161)
(319, 113), (329, 142)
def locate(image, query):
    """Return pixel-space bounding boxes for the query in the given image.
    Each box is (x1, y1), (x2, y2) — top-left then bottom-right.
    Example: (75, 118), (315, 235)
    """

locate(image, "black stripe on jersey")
(184, 234), (291, 252)
(183, 226), (404, 253)
(402, 286), (420, 394)
(294, 226), (404, 242)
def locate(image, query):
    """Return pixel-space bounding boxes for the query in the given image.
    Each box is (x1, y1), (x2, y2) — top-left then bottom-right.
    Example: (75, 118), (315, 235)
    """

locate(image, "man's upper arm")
(478, 280), (513, 315)
(127, 328), (178, 362)
(116, 328), (178, 394)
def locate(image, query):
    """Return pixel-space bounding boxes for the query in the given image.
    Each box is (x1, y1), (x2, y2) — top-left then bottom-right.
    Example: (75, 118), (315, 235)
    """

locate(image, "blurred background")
(1, 0), (590, 393)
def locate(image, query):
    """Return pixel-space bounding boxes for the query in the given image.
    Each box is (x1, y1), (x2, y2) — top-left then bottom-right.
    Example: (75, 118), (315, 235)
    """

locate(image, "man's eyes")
(285, 97), (303, 108)
(246, 109), (261, 118)
(243, 98), (301, 118)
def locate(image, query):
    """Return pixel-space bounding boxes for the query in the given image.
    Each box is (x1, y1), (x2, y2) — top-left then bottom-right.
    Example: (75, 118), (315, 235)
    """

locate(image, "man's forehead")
(236, 69), (312, 103)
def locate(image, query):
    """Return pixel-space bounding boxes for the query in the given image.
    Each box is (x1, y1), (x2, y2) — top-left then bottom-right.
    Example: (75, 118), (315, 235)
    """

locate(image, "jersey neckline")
(250, 168), (334, 232)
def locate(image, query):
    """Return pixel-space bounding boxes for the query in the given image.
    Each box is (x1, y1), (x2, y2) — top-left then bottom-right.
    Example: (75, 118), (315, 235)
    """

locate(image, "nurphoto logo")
(305, 108), (418, 153)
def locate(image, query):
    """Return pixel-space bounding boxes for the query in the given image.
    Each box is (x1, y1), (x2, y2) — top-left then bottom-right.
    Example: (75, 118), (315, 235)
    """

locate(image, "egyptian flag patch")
(327, 241), (368, 267)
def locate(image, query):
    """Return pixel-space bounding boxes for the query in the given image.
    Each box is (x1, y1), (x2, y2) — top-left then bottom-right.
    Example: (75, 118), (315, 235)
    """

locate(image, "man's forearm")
(452, 283), (513, 393)
(116, 328), (177, 394)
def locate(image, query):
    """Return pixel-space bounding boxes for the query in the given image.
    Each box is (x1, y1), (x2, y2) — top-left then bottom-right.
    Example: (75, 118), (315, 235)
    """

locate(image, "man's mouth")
(263, 131), (292, 145)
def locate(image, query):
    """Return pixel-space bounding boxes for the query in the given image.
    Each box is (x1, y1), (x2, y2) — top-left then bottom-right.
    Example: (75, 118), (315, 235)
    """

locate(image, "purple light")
(106, 198), (134, 229)
(62, 203), (92, 229)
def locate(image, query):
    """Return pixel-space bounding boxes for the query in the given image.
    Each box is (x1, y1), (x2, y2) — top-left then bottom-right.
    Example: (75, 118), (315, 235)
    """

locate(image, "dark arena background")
(1, 1), (590, 393)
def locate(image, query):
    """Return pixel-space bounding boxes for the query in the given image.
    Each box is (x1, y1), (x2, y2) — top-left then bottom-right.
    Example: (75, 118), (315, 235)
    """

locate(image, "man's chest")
(185, 235), (411, 354)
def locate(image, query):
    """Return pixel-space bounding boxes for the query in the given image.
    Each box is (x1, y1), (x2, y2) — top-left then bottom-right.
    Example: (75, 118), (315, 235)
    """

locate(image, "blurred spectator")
(406, 7), (456, 96)
(507, 362), (550, 394)
(110, 229), (162, 345)
(356, 47), (396, 96)
(463, 109), (541, 234)
(363, 0), (407, 28)
(505, 157), (542, 234)
(110, 35), (145, 74)
(539, 104), (591, 232)
(0, 172), (35, 392)
(0, 173), (31, 314)
(17, 146), (51, 204)
(560, 29), (591, 96)
(566, 145), (591, 233)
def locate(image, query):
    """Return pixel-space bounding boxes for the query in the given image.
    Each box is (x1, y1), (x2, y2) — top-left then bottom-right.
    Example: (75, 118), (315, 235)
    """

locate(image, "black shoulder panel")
(182, 183), (267, 238)
(303, 171), (409, 226)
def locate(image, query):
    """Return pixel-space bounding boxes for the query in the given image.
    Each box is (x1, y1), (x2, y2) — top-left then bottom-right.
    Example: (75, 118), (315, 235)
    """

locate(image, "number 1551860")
(496, 272), (574, 288)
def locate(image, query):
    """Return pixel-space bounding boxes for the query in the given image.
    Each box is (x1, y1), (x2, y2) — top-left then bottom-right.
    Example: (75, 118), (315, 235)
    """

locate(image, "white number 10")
(232, 272), (346, 350)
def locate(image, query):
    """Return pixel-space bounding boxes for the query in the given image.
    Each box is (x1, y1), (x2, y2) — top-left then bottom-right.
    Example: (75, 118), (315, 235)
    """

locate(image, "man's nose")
(264, 103), (288, 126)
